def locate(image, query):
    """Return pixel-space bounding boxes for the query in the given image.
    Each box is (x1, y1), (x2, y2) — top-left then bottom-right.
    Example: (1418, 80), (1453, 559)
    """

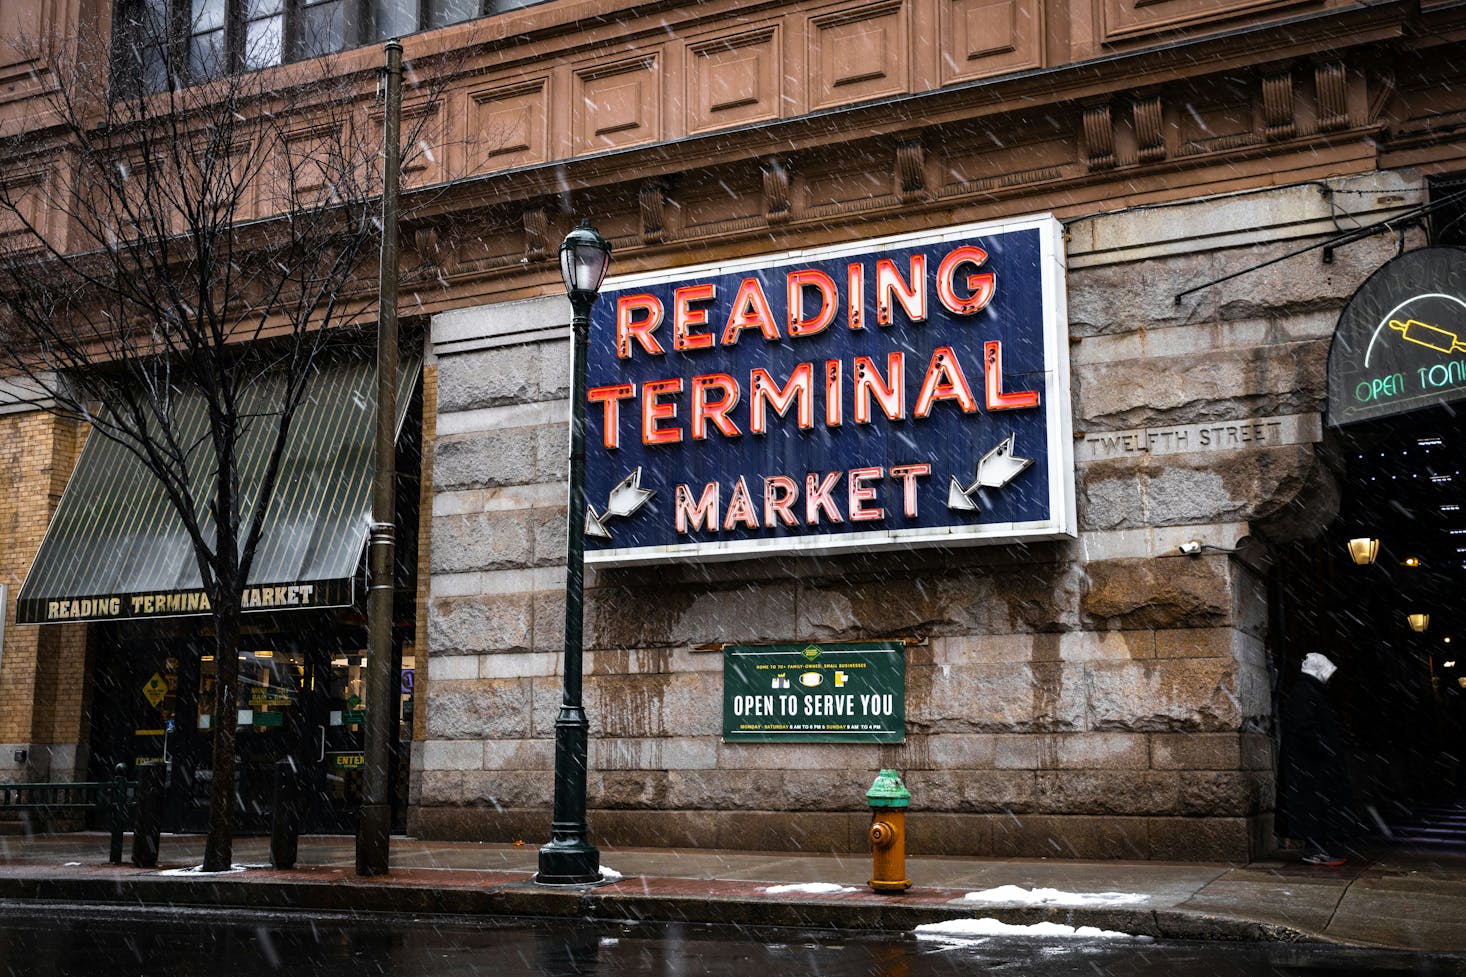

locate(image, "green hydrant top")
(866, 769), (910, 808)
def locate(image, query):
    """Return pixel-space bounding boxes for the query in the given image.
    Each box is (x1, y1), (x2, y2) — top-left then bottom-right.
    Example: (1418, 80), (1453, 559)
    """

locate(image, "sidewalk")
(0, 832), (1462, 953)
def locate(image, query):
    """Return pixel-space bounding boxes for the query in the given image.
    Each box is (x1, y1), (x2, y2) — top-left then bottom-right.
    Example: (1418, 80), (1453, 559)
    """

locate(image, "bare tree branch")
(0, 20), (460, 871)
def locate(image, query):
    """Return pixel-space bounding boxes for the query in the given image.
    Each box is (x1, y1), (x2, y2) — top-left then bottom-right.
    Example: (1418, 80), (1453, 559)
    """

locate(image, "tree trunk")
(203, 587), (242, 872)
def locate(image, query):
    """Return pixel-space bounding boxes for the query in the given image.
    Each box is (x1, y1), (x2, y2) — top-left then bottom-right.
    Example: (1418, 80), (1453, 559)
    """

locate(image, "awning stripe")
(16, 351), (420, 625)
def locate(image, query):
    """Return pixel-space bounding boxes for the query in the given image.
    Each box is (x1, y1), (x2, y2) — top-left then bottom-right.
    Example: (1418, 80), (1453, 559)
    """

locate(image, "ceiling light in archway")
(1408, 612), (1431, 633)
(1347, 538), (1380, 565)
(1401, 556), (1422, 567)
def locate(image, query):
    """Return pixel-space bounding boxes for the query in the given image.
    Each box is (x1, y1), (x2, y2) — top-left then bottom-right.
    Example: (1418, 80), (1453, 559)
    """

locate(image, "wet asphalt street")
(0, 906), (1461, 977)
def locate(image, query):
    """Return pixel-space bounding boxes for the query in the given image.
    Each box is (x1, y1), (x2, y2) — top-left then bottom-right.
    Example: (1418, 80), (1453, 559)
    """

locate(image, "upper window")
(111, 0), (546, 93)
(1430, 175), (1466, 248)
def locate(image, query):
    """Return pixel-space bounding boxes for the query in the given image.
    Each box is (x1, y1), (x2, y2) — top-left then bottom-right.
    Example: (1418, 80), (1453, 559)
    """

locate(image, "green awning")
(16, 352), (420, 625)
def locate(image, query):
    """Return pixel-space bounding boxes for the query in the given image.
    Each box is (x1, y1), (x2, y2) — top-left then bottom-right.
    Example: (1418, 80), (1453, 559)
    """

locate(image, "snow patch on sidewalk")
(762, 882), (858, 895)
(598, 865), (623, 882)
(157, 864), (250, 876)
(962, 885), (1149, 907)
(916, 918), (1149, 942)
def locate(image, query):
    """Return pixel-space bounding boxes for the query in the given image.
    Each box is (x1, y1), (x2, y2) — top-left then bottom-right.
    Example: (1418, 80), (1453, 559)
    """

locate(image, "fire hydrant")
(866, 768), (911, 892)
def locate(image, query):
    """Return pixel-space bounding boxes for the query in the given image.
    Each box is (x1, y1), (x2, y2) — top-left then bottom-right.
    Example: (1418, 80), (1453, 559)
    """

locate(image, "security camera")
(1178, 540), (1202, 556)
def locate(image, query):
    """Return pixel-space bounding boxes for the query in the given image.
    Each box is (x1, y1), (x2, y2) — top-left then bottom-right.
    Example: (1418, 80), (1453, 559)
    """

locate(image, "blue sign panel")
(583, 216), (1074, 565)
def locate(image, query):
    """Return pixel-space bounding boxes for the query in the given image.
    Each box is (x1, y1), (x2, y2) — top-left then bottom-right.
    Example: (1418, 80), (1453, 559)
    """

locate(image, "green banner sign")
(723, 642), (905, 743)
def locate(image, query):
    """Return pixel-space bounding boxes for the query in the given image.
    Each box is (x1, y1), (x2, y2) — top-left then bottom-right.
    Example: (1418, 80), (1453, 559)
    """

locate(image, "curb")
(0, 874), (1323, 946)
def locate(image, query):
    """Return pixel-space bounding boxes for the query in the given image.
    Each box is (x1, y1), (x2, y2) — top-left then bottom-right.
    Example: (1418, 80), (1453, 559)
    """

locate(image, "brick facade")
(0, 409), (88, 782)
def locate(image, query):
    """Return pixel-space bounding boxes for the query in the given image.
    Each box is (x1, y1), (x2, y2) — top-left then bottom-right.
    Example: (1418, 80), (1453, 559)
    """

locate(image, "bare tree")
(0, 25), (444, 871)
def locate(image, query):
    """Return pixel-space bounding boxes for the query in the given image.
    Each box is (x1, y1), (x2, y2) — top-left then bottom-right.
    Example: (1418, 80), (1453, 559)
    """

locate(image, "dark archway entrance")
(1272, 402), (1466, 851)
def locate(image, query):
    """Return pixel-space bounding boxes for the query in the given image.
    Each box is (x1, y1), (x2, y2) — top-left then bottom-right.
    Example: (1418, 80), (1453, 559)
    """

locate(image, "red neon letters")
(614, 243), (996, 360)
(673, 465), (935, 534)
(599, 237), (1042, 542)
(587, 343), (1036, 449)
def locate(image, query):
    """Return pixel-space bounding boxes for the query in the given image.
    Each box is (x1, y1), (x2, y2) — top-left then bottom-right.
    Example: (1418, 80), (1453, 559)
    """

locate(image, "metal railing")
(0, 781), (109, 813)
(0, 771), (137, 855)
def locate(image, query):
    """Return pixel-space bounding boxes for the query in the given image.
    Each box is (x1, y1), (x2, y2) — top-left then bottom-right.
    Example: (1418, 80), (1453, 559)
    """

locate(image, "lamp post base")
(535, 839), (602, 885)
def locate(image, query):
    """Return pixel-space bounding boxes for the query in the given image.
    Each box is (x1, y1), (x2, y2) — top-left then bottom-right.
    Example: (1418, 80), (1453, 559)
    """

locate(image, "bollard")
(108, 763), (127, 865)
(131, 762), (164, 868)
(866, 769), (911, 893)
(270, 757), (300, 869)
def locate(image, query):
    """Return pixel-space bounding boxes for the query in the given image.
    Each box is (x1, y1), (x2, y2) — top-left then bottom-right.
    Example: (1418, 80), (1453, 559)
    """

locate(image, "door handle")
(317, 725), (326, 763)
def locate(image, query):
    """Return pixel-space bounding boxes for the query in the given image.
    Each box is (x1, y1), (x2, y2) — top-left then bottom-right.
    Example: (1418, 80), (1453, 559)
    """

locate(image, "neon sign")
(583, 216), (1075, 564)
(1328, 247), (1466, 426)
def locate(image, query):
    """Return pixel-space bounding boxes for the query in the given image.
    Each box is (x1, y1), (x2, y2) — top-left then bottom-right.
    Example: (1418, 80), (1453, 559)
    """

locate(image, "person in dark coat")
(1280, 652), (1353, 866)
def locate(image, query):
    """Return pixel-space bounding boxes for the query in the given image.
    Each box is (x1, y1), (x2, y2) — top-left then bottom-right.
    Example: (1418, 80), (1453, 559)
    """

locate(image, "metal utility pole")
(357, 36), (402, 878)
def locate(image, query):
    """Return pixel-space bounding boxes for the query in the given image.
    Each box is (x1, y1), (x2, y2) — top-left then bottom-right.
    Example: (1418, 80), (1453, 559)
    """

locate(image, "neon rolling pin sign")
(1387, 315), (1466, 356)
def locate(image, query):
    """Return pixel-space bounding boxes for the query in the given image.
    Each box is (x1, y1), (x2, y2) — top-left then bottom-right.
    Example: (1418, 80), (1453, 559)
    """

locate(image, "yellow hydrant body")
(867, 769), (911, 892)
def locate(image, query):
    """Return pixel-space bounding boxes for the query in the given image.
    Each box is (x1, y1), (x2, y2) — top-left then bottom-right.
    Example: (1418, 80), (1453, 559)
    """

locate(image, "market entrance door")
(161, 640), (373, 835)
(96, 627), (413, 837)
(224, 643), (369, 835)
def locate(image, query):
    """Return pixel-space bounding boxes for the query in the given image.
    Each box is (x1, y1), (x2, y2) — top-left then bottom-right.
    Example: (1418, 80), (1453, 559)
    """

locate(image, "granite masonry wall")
(410, 170), (1424, 860)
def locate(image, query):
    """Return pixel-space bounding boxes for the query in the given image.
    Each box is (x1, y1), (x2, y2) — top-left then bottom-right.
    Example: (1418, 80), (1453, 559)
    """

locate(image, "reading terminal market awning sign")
(581, 216), (1076, 565)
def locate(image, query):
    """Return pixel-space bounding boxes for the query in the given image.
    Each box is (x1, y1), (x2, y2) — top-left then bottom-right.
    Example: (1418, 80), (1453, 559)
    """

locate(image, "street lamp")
(536, 220), (612, 885)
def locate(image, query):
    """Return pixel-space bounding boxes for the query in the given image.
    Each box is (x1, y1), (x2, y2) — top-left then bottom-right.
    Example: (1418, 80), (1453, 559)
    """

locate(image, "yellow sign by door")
(142, 672), (168, 708)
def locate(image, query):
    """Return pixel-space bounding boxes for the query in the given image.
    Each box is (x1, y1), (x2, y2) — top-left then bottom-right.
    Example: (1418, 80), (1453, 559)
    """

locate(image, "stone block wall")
(412, 170), (1423, 860)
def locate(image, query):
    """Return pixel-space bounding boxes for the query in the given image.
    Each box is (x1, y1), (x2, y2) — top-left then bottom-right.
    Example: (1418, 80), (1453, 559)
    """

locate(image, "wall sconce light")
(1401, 556), (1421, 568)
(1177, 539), (1246, 557)
(1408, 612), (1431, 633)
(1347, 538), (1380, 565)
